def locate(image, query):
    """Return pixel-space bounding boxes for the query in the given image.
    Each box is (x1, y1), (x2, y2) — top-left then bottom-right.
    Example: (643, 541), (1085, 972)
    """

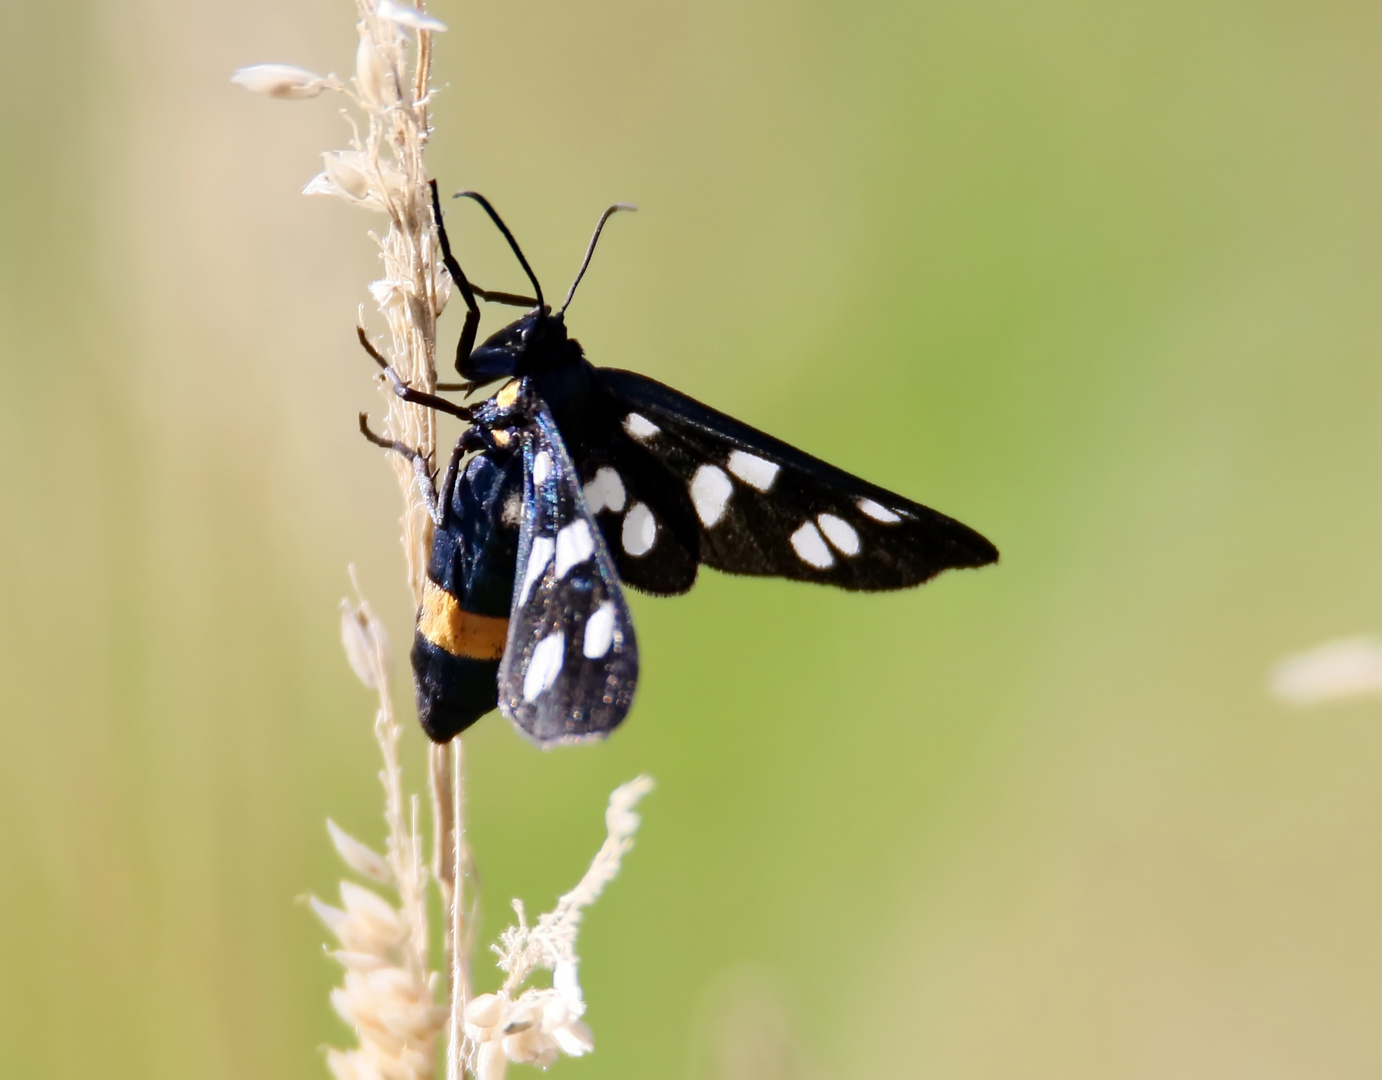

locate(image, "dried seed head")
(378, 1), (449, 32)
(231, 63), (334, 98)
(475, 1040), (509, 1080)
(606, 775), (655, 838)
(311, 897), (350, 937)
(355, 27), (398, 107)
(340, 596), (389, 688)
(1270, 636), (1382, 705)
(332, 950), (392, 973)
(370, 278), (405, 311)
(328, 820), (394, 885)
(305, 151), (410, 213)
(326, 1047), (387, 1080)
(431, 261), (452, 314)
(339, 881), (407, 950)
(465, 994), (504, 1028)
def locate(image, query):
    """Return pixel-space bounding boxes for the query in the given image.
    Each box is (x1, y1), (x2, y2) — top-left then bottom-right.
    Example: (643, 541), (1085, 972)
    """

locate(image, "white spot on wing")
(582, 467), (626, 514)
(727, 450), (780, 492)
(690, 464), (733, 527)
(583, 601), (616, 659)
(790, 521), (834, 569)
(518, 536), (554, 606)
(532, 450), (553, 487)
(555, 520), (596, 578)
(817, 513), (860, 556)
(622, 502), (657, 556)
(501, 492), (522, 527)
(623, 413), (660, 441)
(857, 497), (901, 524)
(522, 631), (565, 702)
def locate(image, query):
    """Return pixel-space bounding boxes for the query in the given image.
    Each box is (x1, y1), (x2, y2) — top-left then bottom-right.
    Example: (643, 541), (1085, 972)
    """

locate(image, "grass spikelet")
(463, 777), (655, 1080)
(319, 593), (443, 1080)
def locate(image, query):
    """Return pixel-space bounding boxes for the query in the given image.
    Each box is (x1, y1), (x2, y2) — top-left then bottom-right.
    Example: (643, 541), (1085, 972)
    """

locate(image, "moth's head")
(463, 307), (569, 382)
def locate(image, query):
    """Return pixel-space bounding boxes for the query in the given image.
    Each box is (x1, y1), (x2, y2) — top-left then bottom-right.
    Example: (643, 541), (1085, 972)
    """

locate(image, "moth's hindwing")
(498, 401), (638, 744)
(411, 448), (523, 743)
(594, 368), (999, 591)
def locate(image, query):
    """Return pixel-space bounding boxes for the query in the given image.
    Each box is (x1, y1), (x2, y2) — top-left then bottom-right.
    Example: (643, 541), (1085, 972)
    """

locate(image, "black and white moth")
(360, 183), (998, 746)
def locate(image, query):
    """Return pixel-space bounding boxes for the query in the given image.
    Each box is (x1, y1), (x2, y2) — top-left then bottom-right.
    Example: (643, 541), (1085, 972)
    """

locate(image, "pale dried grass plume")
(464, 777), (655, 1080)
(236, 0), (449, 598)
(236, 7), (657, 1079)
(320, 592), (443, 1080)
(239, 4), (464, 1070)
(1270, 635), (1382, 706)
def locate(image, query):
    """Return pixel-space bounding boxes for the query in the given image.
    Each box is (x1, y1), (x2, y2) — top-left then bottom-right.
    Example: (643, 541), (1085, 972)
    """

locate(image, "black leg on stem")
(358, 413), (446, 524)
(356, 326), (474, 421)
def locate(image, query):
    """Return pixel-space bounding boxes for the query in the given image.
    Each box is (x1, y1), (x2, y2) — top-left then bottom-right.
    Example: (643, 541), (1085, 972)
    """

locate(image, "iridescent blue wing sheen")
(498, 400), (639, 744)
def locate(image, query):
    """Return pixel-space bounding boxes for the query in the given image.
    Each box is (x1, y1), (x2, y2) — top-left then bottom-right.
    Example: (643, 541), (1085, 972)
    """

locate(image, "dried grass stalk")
(237, 8), (656, 1078)
(322, 591), (445, 1080)
(237, 2), (466, 1072)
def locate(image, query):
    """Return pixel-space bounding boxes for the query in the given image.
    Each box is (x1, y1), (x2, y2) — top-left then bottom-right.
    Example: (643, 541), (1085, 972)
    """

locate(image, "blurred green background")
(4, 0), (1382, 1076)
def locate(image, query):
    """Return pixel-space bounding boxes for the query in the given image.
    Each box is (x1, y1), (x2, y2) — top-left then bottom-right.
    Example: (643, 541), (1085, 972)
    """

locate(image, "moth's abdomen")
(412, 639), (502, 742)
(412, 579), (510, 742)
(409, 448), (524, 743)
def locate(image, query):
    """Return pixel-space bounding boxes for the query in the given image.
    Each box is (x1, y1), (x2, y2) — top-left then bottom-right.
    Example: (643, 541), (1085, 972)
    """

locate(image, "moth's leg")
(356, 326), (474, 421)
(429, 181), (537, 389)
(472, 286), (539, 308)
(434, 434), (471, 530)
(433, 425), (521, 526)
(429, 180), (486, 378)
(358, 413), (444, 525)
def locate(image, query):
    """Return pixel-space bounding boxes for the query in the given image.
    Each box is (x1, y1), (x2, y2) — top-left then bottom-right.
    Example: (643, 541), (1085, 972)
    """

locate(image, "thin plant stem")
(450, 738), (470, 1080)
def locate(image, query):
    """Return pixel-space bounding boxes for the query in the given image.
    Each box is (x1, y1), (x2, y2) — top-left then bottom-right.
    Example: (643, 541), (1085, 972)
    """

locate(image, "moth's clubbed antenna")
(560, 204), (637, 314)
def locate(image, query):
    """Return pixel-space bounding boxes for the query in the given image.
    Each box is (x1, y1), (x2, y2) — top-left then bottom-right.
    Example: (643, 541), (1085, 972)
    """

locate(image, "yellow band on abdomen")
(418, 580), (509, 660)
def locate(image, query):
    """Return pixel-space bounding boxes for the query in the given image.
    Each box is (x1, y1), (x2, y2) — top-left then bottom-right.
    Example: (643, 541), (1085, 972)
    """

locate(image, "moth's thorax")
(529, 356), (602, 440)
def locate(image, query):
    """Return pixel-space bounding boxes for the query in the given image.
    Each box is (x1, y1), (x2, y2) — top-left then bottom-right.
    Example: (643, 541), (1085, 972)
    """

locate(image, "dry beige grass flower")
(236, 7), (657, 1079)
(237, 4), (466, 1071)
(1270, 635), (1382, 705)
(464, 776), (655, 1080)
(323, 590), (444, 1080)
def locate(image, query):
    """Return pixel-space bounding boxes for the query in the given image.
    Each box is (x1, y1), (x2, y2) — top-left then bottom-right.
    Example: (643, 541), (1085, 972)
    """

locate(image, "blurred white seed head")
(304, 151), (413, 214)
(378, 1), (449, 32)
(231, 63), (337, 98)
(370, 278), (409, 311)
(324, 579), (441, 1080)
(355, 25), (399, 108)
(1270, 635), (1382, 705)
(329, 820), (395, 886)
(462, 778), (654, 1079)
(236, 1), (451, 591)
(340, 588), (389, 690)
(315, 821), (443, 1079)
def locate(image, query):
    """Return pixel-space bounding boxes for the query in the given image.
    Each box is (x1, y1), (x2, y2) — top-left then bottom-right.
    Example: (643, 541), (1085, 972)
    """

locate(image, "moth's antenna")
(453, 191), (545, 309)
(560, 203), (637, 315)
